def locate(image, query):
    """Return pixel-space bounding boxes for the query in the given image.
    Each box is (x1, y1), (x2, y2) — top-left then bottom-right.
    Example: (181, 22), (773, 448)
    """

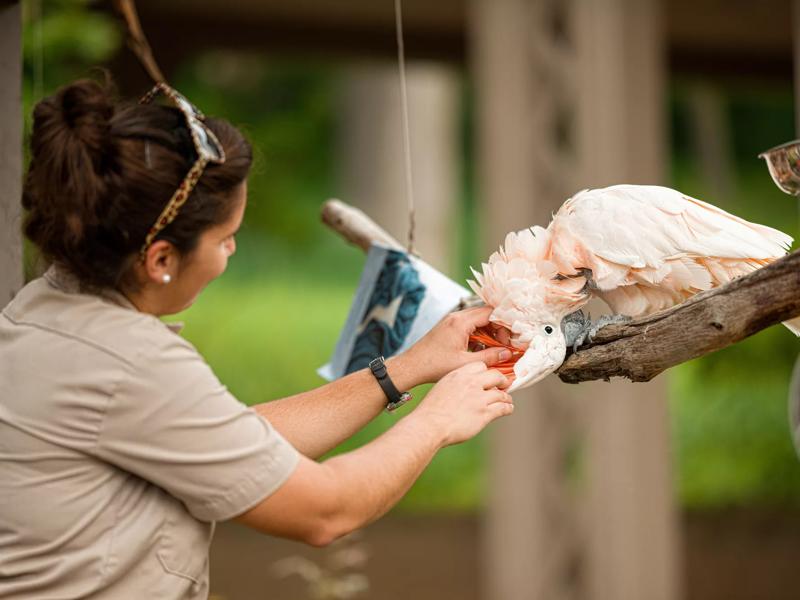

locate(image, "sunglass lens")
(191, 121), (224, 162)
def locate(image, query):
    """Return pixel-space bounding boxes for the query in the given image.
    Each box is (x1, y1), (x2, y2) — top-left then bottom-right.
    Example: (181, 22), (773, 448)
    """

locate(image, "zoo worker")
(0, 79), (514, 599)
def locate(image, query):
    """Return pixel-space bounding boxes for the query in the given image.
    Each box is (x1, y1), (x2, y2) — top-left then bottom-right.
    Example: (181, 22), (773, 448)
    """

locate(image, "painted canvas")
(319, 243), (472, 381)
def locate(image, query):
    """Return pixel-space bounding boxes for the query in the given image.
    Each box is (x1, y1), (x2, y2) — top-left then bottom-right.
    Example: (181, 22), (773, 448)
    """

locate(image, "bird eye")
(544, 325), (554, 335)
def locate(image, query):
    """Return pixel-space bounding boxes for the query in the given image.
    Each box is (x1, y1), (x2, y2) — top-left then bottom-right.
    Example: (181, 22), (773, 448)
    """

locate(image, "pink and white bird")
(468, 184), (794, 392)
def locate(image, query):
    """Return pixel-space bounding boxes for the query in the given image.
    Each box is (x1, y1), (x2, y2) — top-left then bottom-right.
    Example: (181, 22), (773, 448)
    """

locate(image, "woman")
(0, 79), (514, 599)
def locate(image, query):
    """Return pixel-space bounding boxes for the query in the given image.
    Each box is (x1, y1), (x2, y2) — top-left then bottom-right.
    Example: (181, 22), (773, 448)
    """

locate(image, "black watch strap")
(368, 356), (412, 413)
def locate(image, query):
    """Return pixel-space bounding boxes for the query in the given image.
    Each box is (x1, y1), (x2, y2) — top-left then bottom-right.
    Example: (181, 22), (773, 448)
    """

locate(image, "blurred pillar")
(685, 83), (734, 201)
(573, 1), (680, 599)
(337, 63), (461, 274)
(471, 1), (584, 599)
(471, 0), (680, 599)
(0, 1), (23, 304)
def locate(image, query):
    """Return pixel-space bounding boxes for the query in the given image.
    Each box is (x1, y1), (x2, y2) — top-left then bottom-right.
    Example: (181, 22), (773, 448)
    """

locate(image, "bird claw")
(562, 310), (590, 352)
(562, 311), (631, 352)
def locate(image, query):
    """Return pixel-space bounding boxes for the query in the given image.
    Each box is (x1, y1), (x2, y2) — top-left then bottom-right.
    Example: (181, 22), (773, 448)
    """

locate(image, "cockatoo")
(468, 184), (794, 392)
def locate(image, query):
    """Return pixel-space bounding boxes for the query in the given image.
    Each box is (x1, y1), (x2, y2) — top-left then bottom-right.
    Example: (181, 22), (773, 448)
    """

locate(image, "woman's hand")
(411, 361), (513, 447)
(401, 306), (512, 384)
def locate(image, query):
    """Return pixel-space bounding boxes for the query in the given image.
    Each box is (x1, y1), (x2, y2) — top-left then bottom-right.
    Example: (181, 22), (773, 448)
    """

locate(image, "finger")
(486, 389), (513, 404)
(457, 306), (493, 331)
(471, 347), (513, 368)
(478, 368), (509, 390)
(461, 360), (488, 374)
(486, 400), (514, 421)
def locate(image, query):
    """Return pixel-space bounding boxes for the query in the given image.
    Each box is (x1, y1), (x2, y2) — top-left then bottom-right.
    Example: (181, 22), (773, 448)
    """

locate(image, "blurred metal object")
(789, 353), (800, 460)
(759, 140), (800, 195)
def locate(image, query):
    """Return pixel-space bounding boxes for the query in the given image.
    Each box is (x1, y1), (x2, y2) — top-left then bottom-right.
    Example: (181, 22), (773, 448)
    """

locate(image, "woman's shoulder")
(2, 268), (197, 368)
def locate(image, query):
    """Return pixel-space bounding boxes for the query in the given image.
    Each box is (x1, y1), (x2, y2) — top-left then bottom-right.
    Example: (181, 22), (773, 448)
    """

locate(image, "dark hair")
(22, 78), (252, 290)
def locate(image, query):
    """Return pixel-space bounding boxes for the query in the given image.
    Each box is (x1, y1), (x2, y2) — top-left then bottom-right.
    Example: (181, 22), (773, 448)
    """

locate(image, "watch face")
(386, 392), (413, 413)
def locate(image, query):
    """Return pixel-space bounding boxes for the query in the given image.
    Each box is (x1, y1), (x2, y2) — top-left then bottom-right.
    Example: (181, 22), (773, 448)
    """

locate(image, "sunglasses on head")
(138, 82), (226, 259)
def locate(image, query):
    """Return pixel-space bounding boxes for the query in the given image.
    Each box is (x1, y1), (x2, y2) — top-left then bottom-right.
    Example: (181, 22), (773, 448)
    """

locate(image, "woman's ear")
(141, 240), (180, 285)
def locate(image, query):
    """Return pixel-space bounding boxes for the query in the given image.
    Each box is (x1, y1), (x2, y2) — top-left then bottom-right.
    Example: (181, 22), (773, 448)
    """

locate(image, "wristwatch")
(368, 356), (413, 413)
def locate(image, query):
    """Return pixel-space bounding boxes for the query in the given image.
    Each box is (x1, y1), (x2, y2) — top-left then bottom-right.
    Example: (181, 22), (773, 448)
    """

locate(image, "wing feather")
(470, 184), (792, 325)
(549, 185), (792, 313)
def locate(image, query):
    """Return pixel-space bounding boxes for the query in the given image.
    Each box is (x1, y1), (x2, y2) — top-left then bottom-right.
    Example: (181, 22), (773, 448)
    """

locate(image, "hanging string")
(394, 0), (416, 254)
(113, 0), (167, 84)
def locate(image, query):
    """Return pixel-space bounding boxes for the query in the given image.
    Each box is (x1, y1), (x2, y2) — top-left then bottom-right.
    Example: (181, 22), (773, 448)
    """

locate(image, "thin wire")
(394, 0), (416, 254)
(114, 0), (167, 84)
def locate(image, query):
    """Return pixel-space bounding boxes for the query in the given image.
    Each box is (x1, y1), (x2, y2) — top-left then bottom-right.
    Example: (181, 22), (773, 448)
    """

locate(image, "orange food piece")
(468, 327), (525, 379)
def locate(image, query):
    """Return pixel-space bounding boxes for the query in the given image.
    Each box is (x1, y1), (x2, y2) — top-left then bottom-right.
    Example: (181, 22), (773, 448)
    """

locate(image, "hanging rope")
(113, 0), (166, 84)
(115, 0), (417, 251)
(394, 0), (417, 255)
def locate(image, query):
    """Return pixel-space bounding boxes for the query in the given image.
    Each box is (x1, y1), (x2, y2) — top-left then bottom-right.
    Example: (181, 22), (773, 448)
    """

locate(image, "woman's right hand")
(413, 362), (513, 447)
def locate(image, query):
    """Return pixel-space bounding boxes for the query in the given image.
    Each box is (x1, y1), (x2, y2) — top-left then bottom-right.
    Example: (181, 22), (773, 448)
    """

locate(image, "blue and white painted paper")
(318, 243), (472, 381)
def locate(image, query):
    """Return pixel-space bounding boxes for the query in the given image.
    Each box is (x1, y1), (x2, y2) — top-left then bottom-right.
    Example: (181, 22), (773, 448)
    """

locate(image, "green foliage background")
(20, 2), (800, 512)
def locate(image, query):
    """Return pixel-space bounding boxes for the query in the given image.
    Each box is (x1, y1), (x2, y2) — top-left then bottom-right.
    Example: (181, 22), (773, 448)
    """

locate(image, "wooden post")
(574, 2), (680, 599)
(685, 83), (734, 201)
(471, 1), (584, 598)
(337, 63), (461, 273)
(0, 1), (23, 304)
(471, 0), (679, 598)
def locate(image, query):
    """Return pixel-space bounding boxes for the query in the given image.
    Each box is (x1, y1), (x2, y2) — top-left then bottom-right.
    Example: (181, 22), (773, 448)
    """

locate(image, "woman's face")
(163, 181), (247, 313)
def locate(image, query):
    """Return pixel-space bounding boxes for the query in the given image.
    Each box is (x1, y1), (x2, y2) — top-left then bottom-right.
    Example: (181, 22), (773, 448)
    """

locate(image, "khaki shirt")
(0, 267), (299, 599)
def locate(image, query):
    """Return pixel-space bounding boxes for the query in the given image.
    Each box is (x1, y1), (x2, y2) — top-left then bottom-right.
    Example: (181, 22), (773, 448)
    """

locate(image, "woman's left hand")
(401, 306), (512, 385)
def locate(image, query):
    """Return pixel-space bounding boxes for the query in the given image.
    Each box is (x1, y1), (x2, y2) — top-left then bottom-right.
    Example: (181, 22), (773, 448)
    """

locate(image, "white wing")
(548, 184), (793, 316)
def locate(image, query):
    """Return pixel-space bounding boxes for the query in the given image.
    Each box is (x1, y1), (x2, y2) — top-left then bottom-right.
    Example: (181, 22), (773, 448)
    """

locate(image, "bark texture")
(557, 250), (800, 383)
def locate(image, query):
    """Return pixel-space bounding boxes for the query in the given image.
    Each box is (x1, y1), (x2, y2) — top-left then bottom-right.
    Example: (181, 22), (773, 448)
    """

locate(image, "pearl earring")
(162, 274), (172, 284)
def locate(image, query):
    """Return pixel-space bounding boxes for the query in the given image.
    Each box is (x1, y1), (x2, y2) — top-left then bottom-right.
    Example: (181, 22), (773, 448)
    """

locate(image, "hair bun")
(24, 79), (118, 253)
(56, 79), (115, 170)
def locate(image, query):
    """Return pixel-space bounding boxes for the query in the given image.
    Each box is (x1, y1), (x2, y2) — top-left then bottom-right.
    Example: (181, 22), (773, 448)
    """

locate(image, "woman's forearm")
(234, 409), (446, 546)
(235, 362), (511, 547)
(254, 353), (421, 458)
(314, 412), (444, 541)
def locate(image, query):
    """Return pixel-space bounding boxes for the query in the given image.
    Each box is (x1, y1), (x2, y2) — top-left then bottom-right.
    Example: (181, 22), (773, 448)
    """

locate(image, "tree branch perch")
(321, 199), (800, 384)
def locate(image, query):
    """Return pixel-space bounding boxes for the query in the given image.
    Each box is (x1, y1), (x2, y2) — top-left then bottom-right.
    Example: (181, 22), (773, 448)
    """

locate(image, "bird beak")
(506, 344), (565, 393)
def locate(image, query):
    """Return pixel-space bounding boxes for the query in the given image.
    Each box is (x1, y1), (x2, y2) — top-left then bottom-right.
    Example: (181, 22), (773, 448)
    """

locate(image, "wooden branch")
(320, 198), (800, 384)
(557, 251), (800, 383)
(321, 199), (405, 252)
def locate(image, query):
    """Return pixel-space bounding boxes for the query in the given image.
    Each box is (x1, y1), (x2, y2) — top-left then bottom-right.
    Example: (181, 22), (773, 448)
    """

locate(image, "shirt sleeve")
(93, 332), (300, 522)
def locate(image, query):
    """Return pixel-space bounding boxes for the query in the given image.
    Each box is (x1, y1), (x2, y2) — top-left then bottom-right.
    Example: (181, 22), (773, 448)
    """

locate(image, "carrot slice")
(468, 327), (526, 383)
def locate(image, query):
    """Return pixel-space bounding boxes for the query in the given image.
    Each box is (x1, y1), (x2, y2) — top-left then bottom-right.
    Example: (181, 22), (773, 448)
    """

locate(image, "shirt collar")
(43, 264), (185, 334)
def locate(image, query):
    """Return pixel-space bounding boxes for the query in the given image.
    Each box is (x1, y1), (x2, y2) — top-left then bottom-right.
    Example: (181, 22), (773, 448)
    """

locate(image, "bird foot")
(562, 311), (631, 352)
(562, 310), (590, 350)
